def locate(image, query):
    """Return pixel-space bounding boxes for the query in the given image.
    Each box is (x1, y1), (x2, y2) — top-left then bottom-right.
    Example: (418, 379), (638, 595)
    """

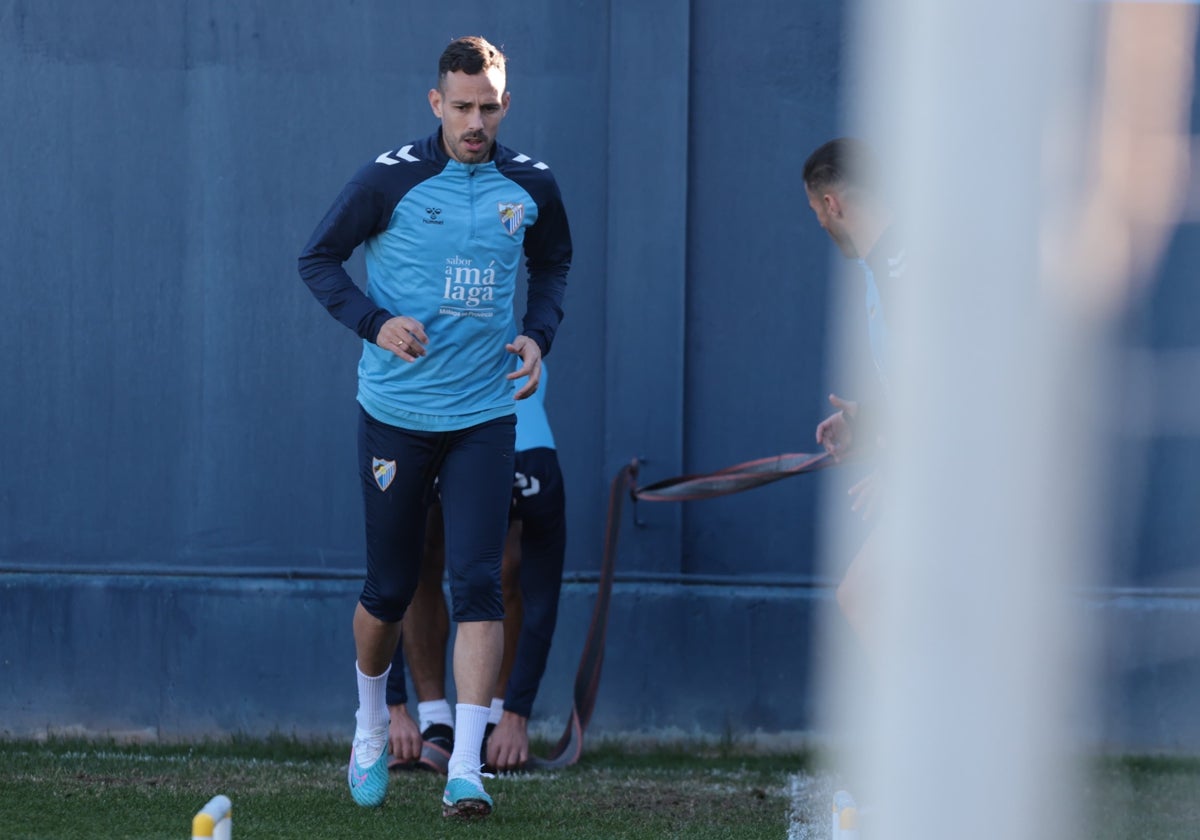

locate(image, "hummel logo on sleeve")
(512, 153), (549, 171)
(376, 145), (420, 165)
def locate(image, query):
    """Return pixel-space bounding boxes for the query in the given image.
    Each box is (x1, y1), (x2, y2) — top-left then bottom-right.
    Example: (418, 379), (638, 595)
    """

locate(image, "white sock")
(488, 697), (504, 725)
(353, 662), (390, 765)
(417, 698), (454, 733)
(447, 703), (490, 780)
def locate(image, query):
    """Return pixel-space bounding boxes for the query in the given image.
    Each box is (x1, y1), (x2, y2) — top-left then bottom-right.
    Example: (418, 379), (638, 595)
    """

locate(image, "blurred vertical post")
(828, 0), (1199, 836)
(832, 1), (1100, 839)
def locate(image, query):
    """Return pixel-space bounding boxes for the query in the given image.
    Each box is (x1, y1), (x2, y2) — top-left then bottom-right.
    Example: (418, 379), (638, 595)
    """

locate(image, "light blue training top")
(514, 360), (555, 452)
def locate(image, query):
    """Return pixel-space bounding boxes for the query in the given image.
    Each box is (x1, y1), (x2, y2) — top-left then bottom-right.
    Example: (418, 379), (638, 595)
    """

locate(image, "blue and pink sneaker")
(442, 776), (493, 818)
(347, 727), (389, 807)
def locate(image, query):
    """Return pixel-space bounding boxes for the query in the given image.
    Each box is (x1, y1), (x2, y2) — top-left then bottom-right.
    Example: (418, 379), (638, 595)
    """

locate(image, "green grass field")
(1, 737), (1198, 839)
(0, 737), (810, 840)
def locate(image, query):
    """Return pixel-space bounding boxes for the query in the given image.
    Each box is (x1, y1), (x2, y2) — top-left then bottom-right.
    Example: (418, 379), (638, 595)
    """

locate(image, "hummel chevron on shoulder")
(511, 153), (549, 171)
(376, 145), (420, 165)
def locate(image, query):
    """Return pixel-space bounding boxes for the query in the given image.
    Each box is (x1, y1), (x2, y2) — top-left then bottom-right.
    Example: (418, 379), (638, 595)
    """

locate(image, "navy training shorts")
(357, 406), (515, 624)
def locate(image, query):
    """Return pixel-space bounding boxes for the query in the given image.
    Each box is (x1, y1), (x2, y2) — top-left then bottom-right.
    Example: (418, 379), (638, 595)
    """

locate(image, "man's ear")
(428, 87), (443, 118)
(824, 191), (844, 219)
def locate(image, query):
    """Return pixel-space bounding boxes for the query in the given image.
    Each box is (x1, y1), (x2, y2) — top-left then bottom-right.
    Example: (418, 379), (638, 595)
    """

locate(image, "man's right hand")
(815, 393), (858, 461)
(376, 316), (428, 361)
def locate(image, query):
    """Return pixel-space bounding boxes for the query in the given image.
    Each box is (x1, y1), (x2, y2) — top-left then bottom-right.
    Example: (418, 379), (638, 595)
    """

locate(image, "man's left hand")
(485, 711), (530, 771)
(387, 703), (422, 766)
(505, 335), (543, 400)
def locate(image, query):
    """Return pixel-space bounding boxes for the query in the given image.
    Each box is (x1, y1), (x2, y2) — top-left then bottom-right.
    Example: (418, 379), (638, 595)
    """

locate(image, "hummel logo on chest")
(423, 207), (444, 225)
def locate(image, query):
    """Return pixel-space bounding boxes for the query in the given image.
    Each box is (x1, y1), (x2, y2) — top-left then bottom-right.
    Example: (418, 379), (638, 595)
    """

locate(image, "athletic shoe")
(441, 776), (493, 818)
(347, 727), (389, 807)
(416, 723), (454, 775)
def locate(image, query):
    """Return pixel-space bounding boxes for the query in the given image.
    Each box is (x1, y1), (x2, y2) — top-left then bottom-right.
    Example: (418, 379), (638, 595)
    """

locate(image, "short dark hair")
(803, 137), (877, 195)
(438, 36), (506, 83)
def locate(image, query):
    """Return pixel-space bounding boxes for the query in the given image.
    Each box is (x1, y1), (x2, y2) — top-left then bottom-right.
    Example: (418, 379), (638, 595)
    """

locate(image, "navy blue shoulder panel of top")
(297, 129), (572, 357)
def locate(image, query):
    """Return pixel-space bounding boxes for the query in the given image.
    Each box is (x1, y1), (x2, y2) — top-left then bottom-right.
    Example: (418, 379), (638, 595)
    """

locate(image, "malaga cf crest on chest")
(497, 202), (524, 236)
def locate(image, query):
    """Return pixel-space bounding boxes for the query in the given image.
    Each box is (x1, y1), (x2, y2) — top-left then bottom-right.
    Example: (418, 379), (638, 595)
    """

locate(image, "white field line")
(786, 772), (827, 840)
(4, 749), (325, 770)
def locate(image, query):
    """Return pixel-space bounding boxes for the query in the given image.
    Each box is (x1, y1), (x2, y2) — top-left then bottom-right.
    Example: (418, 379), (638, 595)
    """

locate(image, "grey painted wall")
(2, 1), (1198, 751)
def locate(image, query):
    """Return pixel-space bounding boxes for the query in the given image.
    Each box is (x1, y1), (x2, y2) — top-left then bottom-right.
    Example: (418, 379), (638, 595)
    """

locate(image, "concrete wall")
(2, 0), (1199, 751)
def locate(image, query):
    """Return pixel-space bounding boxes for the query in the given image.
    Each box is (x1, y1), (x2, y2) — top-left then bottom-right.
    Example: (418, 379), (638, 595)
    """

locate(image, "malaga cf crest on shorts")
(372, 458), (396, 492)
(498, 202), (524, 236)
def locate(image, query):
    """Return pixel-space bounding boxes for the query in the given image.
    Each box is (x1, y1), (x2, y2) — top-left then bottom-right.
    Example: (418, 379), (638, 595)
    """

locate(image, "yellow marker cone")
(191, 794), (232, 840)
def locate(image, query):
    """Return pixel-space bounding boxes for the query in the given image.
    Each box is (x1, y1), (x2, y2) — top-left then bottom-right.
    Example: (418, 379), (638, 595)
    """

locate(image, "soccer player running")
(803, 137), (901, 654)
(386, 360), (567, 775)
(298, 36), (572, 818)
